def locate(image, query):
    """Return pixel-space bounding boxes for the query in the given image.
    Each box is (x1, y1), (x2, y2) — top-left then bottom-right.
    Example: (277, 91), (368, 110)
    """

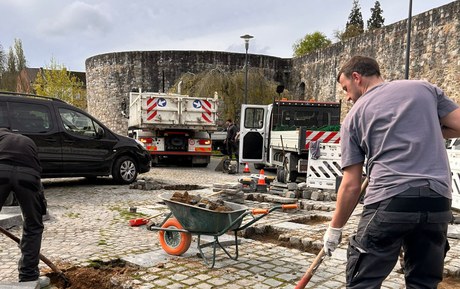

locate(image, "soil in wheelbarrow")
(170, 191), (233, 212)
(45, 259), (139, 289)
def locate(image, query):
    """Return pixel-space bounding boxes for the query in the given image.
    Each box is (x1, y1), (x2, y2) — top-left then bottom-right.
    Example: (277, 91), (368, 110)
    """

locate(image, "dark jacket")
(0, 128), (42, 173)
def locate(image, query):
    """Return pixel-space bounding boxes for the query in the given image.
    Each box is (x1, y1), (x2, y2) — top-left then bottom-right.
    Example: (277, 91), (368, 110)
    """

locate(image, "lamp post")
(240, 34), (253, 104)
(404, 0), (413, 79)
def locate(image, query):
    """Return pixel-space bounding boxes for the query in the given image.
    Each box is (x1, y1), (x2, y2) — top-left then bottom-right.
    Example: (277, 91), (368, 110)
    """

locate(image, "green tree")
(33, 59), (87, 109)
(0, 44), (6, 80)
(7, 47), (16, 73)
(0, 47), (19, 91)
(14, 39), (26, 71)
(367, 1), (385, 30)
(292, 32), (332, 57)
(0, 38), (28, 91)
(342, 0), (364, 40)
(0, 44), (5, 73)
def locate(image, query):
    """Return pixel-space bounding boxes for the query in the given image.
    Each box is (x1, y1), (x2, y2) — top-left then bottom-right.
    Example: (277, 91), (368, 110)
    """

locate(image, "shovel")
(129, 212), (164, 227)
(295, 177), (369, 288)
(0, 226), (71, 288)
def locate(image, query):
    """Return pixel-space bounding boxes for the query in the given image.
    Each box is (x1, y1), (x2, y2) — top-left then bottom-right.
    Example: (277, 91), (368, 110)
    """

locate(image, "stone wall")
(85, 51), (289, 133)
(86, 1), (459, 134)
(291, 1), (459, 114)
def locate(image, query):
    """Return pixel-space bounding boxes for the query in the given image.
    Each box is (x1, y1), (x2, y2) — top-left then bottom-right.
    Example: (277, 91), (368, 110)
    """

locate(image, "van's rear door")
(239, 104), (268, 163)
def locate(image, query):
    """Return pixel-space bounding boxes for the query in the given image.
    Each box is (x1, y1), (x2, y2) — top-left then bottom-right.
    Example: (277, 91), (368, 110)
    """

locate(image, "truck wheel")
(285, 170), (298, 183)
(112, 156), (138, 184)
(254, 163), (265, 170)
(277, 167), (286, 183)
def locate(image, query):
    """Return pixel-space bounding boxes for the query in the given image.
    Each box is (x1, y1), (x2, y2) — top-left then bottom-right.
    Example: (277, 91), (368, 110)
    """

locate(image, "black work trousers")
(346, 186), (451, 289)
(0, 164), (46, 281)
(226, 140), (238, 160)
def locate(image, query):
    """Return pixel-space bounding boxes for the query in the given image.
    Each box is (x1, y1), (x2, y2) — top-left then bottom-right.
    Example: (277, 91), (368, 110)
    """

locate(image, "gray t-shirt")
(341, 80), (458, 205)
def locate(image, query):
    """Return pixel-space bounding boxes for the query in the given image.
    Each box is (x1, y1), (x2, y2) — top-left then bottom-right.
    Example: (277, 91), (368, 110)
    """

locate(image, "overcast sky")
(0, 0), (455, 72)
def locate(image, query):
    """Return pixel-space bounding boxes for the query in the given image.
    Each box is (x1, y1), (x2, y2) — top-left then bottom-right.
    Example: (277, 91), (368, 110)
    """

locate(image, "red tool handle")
(294, 249), (326, 289)
(282, 204), (298, 210)
(252, 208), (269, 215)
(295, 177), (369, 288)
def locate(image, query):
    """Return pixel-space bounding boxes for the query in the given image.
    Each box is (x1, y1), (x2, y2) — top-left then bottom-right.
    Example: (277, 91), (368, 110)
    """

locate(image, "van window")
(59, 108), (102, 137)
(244, 107), (264, 129)
(9, 102), (52, 133)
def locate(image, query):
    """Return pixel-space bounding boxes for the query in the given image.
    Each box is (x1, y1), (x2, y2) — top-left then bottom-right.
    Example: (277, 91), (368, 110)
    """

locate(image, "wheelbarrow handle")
(251, 204), (297, 215)
(251, 208), (269, 215)
(282, 204), (298, 210)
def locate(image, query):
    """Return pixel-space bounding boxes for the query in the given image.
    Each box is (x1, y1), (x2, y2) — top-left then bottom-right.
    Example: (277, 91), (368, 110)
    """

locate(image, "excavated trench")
(241, 225), (323, 255)
(239, 214), (331, 255)
(47, 259), (138, 289)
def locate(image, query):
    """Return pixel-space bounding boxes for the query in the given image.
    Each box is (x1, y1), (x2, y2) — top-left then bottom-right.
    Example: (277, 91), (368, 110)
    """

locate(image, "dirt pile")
(170, 191), (233, 212)
(46, 260), (137, 289)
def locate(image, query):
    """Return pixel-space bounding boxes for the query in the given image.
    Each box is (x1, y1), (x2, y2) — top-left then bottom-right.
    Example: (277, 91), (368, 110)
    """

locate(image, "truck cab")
(239, 99), (341, 182)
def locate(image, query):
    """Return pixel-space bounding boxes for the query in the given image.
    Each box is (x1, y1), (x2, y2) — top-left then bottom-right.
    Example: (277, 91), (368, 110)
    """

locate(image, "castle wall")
(86, 1), (459, 134)
(85, 51), (289, 133)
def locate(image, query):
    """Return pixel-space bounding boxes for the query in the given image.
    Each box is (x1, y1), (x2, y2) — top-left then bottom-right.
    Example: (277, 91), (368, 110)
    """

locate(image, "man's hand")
(323, 225), (343, 256)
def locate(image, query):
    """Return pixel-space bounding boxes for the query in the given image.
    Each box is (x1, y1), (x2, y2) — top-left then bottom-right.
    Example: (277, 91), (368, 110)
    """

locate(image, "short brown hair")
(337, 56), (381, 82)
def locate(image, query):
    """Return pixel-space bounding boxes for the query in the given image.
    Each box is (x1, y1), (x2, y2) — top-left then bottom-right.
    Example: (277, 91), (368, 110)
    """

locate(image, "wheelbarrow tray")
(160, 192), (248, 235)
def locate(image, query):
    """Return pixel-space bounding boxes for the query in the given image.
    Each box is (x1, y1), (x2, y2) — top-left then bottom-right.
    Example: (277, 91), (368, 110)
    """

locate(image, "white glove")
(323, 225), (343, 256)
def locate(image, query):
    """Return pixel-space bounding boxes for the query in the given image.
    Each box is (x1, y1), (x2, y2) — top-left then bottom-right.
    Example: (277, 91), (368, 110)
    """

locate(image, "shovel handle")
(295, 249), (326, 289)
(0, 226), (66, 275)
(295, 177), (369, 288)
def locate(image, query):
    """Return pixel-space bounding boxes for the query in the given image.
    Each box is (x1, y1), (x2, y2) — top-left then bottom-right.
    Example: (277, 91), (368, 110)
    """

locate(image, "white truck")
(128, 90), (219, 166)
(239, 99), (342, 183)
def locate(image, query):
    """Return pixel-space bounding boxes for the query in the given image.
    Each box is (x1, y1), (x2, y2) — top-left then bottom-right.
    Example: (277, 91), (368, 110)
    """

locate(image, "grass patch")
(64, 212), (81, 218)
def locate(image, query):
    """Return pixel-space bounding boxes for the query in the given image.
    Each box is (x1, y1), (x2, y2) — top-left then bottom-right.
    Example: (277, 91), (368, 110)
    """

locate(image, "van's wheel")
(112, 156), (138, 184)
(159, 218), (192, 255)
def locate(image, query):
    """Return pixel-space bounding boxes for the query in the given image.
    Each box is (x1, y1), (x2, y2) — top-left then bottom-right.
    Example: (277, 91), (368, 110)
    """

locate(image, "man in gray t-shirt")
(322, 56), (460, 288)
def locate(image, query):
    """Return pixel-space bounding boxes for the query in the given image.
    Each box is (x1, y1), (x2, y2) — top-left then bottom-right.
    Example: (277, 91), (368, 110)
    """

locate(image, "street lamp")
(404, 0), (413, 79)
(240, 34), (253, 104)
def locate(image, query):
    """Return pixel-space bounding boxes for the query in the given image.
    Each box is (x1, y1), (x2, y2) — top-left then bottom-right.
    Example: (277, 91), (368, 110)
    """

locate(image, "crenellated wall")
(86, 1), (459, 134)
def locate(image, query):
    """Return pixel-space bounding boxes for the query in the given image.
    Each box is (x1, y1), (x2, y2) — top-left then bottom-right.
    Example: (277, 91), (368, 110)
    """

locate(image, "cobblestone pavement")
(1, 159), (460, 288)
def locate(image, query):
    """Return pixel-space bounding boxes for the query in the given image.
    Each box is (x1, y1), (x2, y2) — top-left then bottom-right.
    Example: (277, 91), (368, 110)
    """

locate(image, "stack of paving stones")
(212, 182), (245, 204)
(129, 177), (165, 190)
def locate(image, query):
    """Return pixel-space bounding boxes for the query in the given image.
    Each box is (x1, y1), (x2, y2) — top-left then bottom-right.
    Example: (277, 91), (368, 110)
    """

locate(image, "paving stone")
(0, 282), (39, 289)
(263, 278), (283, 287)
(1, 165), (459, 289)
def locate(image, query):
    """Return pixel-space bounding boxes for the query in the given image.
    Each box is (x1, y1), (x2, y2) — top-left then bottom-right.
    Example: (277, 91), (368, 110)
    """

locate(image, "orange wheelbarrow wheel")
(159, 218), (192, 255)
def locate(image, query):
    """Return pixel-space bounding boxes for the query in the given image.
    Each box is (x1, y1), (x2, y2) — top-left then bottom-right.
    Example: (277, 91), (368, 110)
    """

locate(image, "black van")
(0, 92), (151, 184)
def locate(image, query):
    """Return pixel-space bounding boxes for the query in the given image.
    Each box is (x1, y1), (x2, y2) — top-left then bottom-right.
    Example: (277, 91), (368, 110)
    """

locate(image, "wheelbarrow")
(149, 191), (298, 268)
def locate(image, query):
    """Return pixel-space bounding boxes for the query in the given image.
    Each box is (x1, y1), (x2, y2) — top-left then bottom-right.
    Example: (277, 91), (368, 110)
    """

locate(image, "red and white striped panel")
(305, 130), (340, 150)
(201, 100), (213, 123)
(147, 98), (158, 120)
